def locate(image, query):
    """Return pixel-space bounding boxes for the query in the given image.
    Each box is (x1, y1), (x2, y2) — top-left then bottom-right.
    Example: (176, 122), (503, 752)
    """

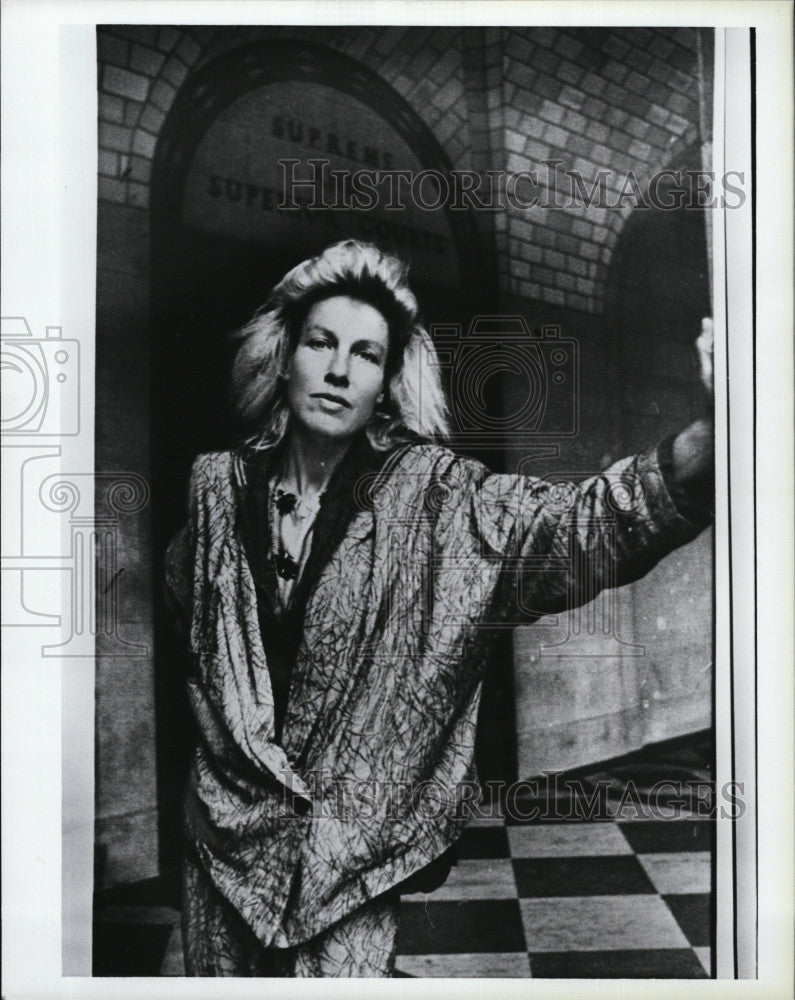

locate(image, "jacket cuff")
(655, 433), (715, 528)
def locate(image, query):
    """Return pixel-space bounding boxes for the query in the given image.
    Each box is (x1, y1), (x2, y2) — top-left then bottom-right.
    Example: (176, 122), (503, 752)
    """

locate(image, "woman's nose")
(325, 370), (349, 388)
(325, 351), (350, 387)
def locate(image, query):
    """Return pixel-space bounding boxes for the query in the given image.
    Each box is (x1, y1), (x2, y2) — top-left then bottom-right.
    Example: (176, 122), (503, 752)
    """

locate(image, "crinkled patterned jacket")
(164, 437), (705, 948)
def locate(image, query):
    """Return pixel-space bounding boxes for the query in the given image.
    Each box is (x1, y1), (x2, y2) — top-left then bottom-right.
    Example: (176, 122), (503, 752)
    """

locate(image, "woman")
(165, 239), (714, 977)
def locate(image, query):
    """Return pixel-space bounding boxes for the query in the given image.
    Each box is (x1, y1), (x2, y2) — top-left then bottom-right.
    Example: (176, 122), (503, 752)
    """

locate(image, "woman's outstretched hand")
(696, 317), (714, 398)
(668, 319), (715, 505)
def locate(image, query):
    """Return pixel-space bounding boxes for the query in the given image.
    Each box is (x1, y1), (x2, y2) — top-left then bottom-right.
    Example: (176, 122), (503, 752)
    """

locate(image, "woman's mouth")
(311, 393), (351, 409)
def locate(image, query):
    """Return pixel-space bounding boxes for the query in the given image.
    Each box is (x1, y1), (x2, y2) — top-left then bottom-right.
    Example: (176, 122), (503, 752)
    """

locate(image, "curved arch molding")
(151, 39), (483, 290)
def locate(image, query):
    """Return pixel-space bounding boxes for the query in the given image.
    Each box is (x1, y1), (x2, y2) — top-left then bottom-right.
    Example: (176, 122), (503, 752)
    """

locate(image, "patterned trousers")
(182, 853), (401, 977)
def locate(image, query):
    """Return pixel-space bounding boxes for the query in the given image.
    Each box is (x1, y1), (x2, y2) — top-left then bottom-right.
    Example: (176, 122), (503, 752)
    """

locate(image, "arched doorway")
(149, 40), (486, 869)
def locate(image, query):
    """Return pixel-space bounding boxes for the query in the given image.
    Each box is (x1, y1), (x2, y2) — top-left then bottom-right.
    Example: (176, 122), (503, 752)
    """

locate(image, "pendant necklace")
(268, 478), (325, 591)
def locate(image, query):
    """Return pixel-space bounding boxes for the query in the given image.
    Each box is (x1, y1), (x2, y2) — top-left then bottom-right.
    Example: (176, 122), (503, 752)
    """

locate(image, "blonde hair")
(230, 239), (451, 451)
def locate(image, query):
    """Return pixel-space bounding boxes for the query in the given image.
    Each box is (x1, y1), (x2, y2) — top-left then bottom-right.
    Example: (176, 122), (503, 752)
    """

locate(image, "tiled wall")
(492, 27), (700, 312)
(97, 25), (701, 312)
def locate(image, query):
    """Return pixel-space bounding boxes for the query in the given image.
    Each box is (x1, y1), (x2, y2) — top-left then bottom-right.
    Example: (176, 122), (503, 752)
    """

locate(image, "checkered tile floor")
(395, 813), (712, 978)
(94, 812), (712, 978)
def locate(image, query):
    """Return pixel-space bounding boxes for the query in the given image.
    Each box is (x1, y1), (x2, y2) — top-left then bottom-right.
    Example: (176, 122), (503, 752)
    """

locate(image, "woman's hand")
(669, 318), (715, 503)
(696, 317), (714, 398)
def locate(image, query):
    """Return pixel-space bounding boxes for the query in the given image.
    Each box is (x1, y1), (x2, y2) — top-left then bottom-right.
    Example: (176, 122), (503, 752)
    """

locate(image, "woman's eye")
(357, 349), (382, 365)
(307, 338), (330, 350)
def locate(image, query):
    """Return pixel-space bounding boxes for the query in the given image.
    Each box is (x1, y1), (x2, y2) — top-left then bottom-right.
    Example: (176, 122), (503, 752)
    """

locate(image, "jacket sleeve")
(467, 436), (712, 620)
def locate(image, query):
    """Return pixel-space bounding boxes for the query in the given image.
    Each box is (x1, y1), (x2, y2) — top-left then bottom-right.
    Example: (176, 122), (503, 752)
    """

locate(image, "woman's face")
(286, 295), (390, 443)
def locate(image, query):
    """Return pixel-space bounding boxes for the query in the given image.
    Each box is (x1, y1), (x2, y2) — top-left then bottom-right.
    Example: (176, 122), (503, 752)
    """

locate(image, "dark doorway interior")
(604, 152), (712, 454)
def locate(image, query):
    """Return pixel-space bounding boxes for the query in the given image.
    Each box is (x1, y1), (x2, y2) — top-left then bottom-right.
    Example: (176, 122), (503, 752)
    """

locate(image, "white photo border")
(2, 2), (792, 998)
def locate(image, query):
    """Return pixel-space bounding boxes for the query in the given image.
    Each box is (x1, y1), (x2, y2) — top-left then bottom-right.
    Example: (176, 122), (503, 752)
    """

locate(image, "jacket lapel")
(231, 435), (420, 768)
(281, 440), (417, 765)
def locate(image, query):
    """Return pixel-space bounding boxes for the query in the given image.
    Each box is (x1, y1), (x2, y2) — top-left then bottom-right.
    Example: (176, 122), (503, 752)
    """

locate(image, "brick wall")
(97, 25), (703, 315)
(97, 25), (473, 212)
(495, 26), (701, 313)
(98, 26), (698, 313)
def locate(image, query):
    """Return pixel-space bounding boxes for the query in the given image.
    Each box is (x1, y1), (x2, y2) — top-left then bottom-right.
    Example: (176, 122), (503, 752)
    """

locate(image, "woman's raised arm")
(462, 320), (715, 622)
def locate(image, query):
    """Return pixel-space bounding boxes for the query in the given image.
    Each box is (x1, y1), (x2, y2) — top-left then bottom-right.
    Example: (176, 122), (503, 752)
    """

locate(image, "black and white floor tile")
(394, 813), (712, 978)
(94, 812), (713, 978)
